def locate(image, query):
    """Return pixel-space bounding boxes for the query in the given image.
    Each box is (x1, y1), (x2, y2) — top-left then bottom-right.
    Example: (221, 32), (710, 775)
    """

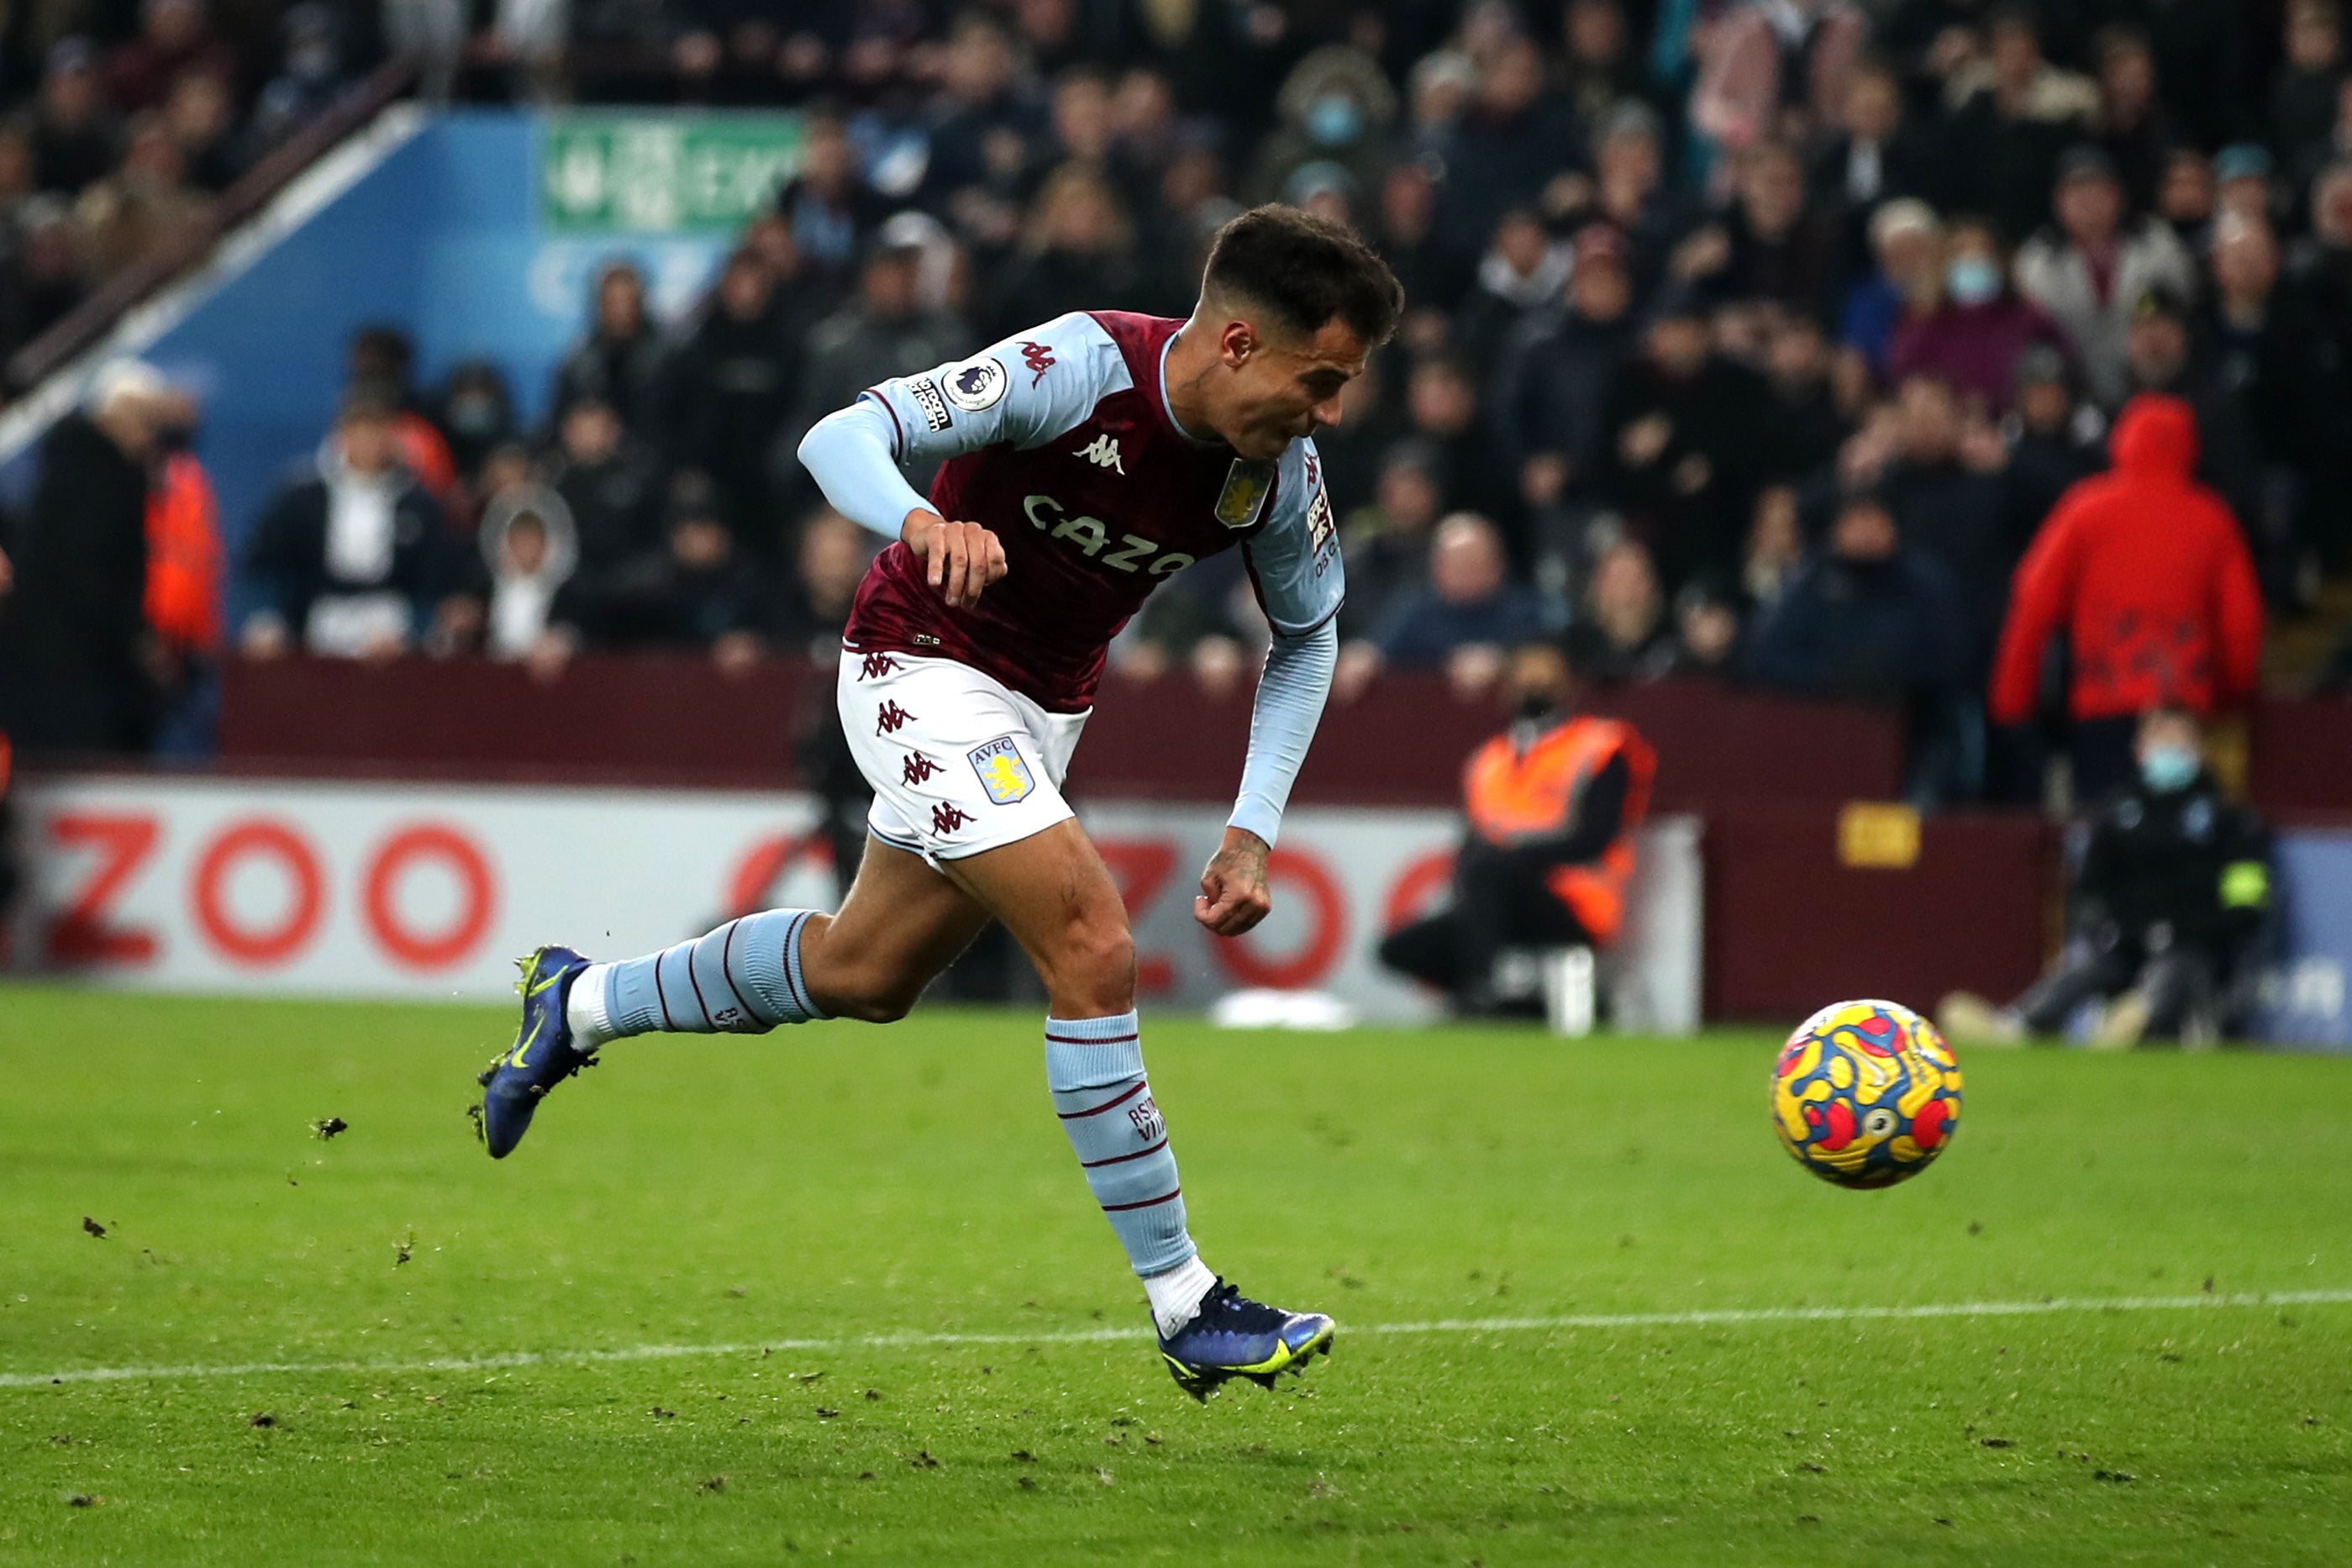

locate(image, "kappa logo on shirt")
(1019, 340), (1056, 386)
(1074, 433), (1124, 473)
(908, 376), (952, 432)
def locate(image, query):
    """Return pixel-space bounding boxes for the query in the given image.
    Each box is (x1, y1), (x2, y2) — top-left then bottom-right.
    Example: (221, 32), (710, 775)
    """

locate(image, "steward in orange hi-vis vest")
(1378, 645), (1657, 1014)
(1462, 713), (1656, 946)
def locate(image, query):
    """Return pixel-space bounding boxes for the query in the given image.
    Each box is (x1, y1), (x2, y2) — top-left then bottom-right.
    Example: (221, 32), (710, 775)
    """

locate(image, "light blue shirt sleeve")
(1229, 439), (1344, 846)
(797, 312), (1128, 540)
(1243, 438), (1345, 636)
(1229, 618), (1337, 847)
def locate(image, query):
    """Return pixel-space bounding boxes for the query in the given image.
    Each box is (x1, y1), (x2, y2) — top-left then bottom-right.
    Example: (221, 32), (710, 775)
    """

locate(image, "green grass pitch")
(3, 987), (2349, 1565)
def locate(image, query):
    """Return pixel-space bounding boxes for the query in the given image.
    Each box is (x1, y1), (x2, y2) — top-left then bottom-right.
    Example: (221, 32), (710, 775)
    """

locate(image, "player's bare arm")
(1195, 826), (1273, 936)
(900, 506), (1007, 609)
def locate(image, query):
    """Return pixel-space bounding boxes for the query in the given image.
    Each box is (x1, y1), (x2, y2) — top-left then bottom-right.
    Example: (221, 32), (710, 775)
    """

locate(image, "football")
(1771, 999), (1963, 1189)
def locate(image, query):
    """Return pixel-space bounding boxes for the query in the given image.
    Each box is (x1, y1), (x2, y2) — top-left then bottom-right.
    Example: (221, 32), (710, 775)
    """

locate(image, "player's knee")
(1039, 915), (1134, 1011)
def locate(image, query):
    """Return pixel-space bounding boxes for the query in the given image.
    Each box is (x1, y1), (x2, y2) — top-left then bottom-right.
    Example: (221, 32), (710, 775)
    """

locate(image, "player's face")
(1220, 316), (1370, 461)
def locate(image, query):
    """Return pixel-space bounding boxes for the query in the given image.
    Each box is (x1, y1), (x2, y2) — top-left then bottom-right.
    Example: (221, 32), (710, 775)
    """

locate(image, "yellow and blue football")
(1771, 999), (1962, 1189)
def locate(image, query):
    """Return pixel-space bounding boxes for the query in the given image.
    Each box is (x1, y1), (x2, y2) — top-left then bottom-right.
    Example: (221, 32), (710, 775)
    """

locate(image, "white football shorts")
(838, 648), (1088, 868)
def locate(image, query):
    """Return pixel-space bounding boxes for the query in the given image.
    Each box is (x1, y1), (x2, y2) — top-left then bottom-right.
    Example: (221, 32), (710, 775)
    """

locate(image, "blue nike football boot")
(1156, 1278), (1335, 1399)
(476, 945), (595, 1159)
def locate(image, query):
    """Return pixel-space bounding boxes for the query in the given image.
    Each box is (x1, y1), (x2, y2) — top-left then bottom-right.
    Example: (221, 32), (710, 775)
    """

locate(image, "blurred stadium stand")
(5, 0), (2352, 1037)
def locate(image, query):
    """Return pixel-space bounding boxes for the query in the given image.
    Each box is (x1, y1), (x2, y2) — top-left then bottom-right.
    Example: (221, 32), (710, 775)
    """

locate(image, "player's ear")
(1217, 318), (1257, 369)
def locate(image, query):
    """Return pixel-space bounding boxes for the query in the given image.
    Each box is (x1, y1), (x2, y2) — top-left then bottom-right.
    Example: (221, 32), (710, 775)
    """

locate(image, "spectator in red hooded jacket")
(1987, 393), (2265, 802)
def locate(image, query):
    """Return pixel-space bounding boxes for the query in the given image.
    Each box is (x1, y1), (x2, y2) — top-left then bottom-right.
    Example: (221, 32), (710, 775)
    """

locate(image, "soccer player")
(479, 207), (1402, 1397)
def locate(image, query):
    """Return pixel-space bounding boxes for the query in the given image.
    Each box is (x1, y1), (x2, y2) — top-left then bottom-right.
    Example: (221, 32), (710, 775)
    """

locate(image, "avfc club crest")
(968, 736), (1036, 804)
(944, 355), (1009, 412)
(1213, 459), (1276, 529)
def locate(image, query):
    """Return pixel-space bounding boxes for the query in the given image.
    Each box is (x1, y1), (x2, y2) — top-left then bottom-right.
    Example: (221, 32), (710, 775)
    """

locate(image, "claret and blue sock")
(476, 911), (828, 1159)
(569, 908), (831, 1050)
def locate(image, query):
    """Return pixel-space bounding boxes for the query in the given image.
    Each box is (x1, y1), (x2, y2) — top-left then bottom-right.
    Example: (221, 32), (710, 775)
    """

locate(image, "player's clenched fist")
(902, 508), (1008, 609)
(1195, 827), (1275, 937)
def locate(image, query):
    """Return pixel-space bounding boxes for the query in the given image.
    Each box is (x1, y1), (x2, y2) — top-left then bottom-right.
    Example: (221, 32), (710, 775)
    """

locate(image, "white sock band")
(1144, 1254), (1218, 1338)
(566, 963), (615, 1052)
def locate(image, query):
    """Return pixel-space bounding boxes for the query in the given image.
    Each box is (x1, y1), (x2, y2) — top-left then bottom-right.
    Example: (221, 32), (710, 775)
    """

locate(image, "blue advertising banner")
(40, 109), (788, 558)
(2255, 829), (2352, 1050)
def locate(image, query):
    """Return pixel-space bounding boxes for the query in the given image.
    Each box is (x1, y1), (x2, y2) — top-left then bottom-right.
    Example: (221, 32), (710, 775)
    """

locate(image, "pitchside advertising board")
(8, 776), (1702, 1029)
(2256, 829), (2352, 1047)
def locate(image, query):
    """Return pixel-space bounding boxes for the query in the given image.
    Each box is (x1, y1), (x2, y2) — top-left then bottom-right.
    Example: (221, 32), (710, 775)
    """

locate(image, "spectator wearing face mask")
(1376, 641), (1655, 1017)
(430, 360), (519, 490)
(1244, 45), (1397, 209)
(1939, 705), (2273, 1047)
(1889, 216), (2073, 414)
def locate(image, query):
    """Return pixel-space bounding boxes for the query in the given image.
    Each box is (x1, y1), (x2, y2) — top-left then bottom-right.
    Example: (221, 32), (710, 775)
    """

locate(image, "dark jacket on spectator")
(1877, 455), (2017, 673)
(2072, 766), (2271, 959)
(1375, 585), (1554, 668)
(243, 459), (453, 649)
(2002, 416), (2105, 546)
(1745, 547), (1966, 702)
(1888, 296), (2073, 415)
(547, 446), (662, 571)
(668, 294), (813, 538)
(0, 413), (152, 752)
(1495, 308), (1635, 486)
(550, 326), (671, 434)
(787, 303), (967, 465)
(1595, 355), (1771, 592)
(565, 553), (769, 650)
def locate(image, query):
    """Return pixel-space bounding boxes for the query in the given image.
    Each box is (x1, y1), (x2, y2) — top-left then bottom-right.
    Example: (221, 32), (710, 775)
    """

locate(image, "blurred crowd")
(12, 0), (2352, 804)
(0, 0), (381, 364)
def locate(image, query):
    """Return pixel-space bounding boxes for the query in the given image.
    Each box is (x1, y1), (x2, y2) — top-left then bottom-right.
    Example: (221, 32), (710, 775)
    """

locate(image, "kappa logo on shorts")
(931, 802), (974, 835)
(860, 652), (902, 680)
(944, 355), (1008, 413)
(908, 376), (952, 432)
(902, 752), (942, 786)
(967, 736), (1036, 804)
(876, 701), (916, 735)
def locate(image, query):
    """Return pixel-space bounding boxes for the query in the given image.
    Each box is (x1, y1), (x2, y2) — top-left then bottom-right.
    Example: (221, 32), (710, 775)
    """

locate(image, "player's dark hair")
(1201, 203), (1404, 348)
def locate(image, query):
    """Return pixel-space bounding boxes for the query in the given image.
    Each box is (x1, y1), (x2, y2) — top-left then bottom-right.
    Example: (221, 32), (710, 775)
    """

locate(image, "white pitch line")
(5, 1289), (2348, 1392)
